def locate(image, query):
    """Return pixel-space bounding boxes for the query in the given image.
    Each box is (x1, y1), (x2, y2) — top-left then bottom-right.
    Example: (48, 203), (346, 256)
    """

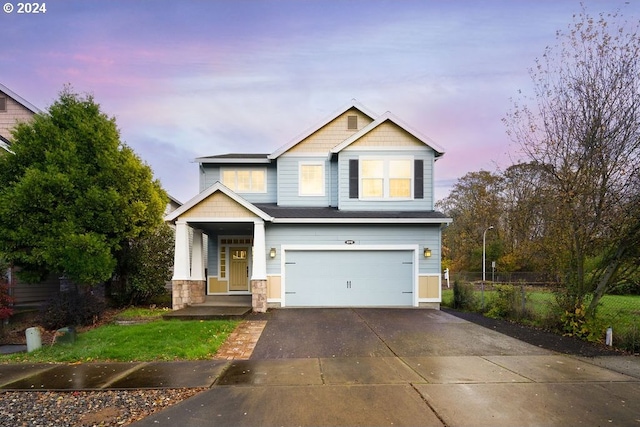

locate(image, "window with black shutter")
(349, 159), (359, 198)
(414, 159), (424, 199)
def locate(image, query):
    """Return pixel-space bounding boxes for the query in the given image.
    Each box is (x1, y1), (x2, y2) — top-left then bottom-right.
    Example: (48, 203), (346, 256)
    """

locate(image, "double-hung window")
(222, 169), (266, 193)
(299, 162), (325, 196)
(360, 157), (412, 199)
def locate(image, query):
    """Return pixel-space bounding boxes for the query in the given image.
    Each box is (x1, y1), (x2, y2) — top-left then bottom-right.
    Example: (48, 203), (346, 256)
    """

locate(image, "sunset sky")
(2, 0), (637, 204)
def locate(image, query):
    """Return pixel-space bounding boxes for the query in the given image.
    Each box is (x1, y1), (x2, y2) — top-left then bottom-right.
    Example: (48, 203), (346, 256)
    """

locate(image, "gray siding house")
(166, 102), (452, 311)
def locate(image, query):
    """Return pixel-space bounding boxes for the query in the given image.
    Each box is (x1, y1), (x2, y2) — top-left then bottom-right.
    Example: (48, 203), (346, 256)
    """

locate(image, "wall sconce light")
(423, 247), (432, 258)
(269, 247), (276, 258)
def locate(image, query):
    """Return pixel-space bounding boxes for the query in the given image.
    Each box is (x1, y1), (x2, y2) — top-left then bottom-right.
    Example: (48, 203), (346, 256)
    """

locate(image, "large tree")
(504, 8), (640, 312)
(0, 88), (167, 286)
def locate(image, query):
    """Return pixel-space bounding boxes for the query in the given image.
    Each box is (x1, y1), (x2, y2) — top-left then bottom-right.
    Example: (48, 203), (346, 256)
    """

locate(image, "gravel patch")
(0, 388), (205, 426)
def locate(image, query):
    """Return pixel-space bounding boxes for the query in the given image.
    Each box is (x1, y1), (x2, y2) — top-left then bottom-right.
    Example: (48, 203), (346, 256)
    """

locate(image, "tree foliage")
(504, 8), (640, 311)
(0, 88), (167, 286)
(111, 223), (174, 306)
(440, 9), (640, 315)
(437, 171), (503, 272)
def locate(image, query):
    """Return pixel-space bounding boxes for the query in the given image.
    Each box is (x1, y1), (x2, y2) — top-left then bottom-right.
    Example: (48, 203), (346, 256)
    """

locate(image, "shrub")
(39, 289), (105, 330)
(486, 284), (519, 319)
(110, 223), (174, 307)
(453, 280), (477, 310)
(0, 282), (14, 321)
(558, 303), (604, 342)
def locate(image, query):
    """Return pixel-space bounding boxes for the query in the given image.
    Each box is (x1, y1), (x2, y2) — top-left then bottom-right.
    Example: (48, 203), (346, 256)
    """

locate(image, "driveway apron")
(131, 308), (640, 427)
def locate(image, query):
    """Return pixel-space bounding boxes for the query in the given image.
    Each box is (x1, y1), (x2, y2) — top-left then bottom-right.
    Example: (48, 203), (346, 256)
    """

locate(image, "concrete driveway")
(132, 308), (640, 427)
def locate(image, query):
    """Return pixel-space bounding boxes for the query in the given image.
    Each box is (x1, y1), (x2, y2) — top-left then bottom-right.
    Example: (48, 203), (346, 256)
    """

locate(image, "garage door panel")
(285, 250), (414, 307)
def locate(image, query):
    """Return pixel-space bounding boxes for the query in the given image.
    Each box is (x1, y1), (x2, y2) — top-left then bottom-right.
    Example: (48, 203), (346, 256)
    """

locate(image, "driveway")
(249, 308), (551, 358)
(132, 308), (640, 427)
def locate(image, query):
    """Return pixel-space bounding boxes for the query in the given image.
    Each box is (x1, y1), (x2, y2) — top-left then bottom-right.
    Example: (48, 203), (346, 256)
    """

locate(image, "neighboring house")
(0, 83), (40, 153)
(0, 84), (58, 308)
(165, 101), (452, 312)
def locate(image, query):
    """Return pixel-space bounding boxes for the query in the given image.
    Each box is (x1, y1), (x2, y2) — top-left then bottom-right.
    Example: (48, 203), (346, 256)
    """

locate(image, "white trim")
(184, 217), (261, 223)
(271, 217), (452, 224)
(418, 273), (442, 302)
(342, 146), (425, 152)
(196, 157), (271, 164)
(298, 161), (326, 197)
(280, 244), (419, 307)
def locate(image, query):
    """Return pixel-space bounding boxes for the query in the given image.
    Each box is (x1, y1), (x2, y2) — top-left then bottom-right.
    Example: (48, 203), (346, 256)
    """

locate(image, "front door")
(229, 247), (249, 291)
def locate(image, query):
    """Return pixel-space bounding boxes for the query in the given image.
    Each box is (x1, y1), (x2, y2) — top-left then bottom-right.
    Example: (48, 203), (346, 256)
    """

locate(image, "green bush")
(558, 303), (605, 342)
(39, 290), (106, 330)
(486, 284), (519, 319)
(110, 223), (174, 307)
(453, 280), (477, 310)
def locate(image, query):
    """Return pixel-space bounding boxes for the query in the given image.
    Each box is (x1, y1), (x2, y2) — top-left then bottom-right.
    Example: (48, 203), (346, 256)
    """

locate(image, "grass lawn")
(442, 287), (639, 333)
(0, 308), (239, 363)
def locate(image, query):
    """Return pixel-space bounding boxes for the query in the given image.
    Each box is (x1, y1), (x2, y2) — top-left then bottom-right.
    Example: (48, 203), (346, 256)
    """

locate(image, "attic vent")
(347, 115), (358, 130)
(0, 96), (6, 112)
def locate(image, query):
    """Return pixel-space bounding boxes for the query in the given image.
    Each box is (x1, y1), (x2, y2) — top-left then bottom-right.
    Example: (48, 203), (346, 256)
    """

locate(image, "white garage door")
(284, 250), (414, 307)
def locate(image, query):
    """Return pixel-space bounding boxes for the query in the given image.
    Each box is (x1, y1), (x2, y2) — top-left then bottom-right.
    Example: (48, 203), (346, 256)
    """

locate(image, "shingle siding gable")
(0, 93), (36, 142)
(285, 109), (374, 155)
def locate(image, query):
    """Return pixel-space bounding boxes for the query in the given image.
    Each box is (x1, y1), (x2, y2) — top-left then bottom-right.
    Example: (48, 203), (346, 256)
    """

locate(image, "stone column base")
(251, 279), (267, 313)
(172, 280), (206, 310)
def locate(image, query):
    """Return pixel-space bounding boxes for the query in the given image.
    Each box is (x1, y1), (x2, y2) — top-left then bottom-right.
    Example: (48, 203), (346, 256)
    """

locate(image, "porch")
(163, 295), (252, 320)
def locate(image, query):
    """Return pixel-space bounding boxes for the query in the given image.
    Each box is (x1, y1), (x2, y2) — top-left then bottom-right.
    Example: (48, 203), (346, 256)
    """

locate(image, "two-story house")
(166, 102), (452, 312)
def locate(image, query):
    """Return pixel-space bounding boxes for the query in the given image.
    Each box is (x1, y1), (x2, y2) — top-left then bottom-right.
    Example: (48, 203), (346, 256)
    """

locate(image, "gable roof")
(267, 99), (378, 160)
(330, 111), (445, 158)
(0, 83), (42, 114)
(165, 181), (273, 222)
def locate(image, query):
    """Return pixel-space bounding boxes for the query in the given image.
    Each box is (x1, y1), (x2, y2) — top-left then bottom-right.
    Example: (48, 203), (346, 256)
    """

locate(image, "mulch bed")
(442, 308), (624, 357)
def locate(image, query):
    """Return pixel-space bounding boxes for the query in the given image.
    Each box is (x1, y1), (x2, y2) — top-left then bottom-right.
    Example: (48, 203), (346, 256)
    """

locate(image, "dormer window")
(347, 115), (358, 130)
(0, 96), (6, 112)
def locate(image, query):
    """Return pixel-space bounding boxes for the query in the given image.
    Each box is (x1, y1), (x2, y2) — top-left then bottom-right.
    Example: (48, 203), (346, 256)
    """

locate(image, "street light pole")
(482, 226), (494, 282)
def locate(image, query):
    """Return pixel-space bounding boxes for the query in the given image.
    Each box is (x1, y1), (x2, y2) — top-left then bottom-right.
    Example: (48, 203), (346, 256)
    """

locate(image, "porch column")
(191, 229), (205, 281)
(172, 220), (191, 280)
(251, 220), (267, 280)
(251, 219), (267, 313)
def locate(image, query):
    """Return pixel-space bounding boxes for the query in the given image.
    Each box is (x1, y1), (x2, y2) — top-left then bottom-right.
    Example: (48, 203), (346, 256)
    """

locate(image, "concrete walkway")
(1, 309), (639, 426)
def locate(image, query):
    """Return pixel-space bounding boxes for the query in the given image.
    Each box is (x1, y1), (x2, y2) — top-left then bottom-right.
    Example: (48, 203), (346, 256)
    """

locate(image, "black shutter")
(349, 159), (359, 199)
(414, 159), (424, 199)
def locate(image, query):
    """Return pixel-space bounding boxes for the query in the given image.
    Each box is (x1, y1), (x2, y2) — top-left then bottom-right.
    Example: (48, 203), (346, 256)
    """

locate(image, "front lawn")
(0, 308), (239, 363)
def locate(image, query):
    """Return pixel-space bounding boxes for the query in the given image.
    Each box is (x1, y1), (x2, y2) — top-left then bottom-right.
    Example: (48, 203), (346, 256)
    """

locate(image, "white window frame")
(221, 168), (267, 193)
(298, 161), (325, 196)
(359, 156), (413, 200)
